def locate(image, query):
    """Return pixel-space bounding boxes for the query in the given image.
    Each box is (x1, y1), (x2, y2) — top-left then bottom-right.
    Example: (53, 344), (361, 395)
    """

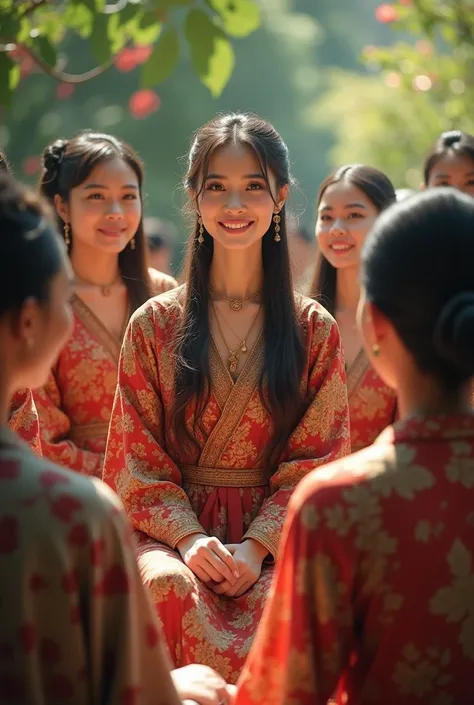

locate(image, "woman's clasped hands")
(177, 534), (268, 598)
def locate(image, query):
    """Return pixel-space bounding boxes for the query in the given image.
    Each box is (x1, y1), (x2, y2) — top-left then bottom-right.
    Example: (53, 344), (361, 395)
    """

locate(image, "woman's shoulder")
(130, 284), (186, 335)
(148, 267), (178, 295)
(294, 292), (337, 334)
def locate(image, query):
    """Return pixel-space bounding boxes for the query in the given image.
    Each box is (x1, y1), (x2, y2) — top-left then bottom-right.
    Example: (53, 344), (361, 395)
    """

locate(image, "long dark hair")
(311, 165), (396, 316)
(39, 130), (152, 311)
(0, 173), (64, 318)
(172, 113), (306, 471)
(362, 188), (474, 389)
(423, 130), (474, 185)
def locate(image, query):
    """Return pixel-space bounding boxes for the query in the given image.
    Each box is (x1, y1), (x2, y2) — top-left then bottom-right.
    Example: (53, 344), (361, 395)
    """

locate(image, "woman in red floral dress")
(311, 165), (398, 451)
(236, 188), (474, 704)
(103, 113), (350, 681)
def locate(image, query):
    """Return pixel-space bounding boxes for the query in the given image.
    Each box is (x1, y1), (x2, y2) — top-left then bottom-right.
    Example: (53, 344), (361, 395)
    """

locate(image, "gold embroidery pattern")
(181, 465), (266, 487)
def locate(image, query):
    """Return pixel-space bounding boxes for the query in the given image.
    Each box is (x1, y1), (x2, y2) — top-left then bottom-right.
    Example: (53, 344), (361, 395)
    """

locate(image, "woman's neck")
(209, 241), (263, 299)
(335, 266), (360, 313)
(397, 368), (473, 420)
(70, 242), (120, 287)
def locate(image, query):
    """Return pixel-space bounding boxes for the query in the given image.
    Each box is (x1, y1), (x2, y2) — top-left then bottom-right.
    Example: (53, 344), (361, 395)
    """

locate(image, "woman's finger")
(190, 563), (214, 584)
(209, 540), (240, 580)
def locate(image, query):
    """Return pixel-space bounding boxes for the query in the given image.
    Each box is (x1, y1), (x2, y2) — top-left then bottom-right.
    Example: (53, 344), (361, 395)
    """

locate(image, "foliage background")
(2, 0), (472, 270)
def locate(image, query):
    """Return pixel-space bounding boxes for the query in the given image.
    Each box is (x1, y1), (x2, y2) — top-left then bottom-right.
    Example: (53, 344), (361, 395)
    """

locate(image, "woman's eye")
(207, 183), (224, 191)
(247, 182), (264, 190)
(319, 215), (331, 222)
(123, 193), (138, 200)
(87, 193), (103, 200)
(348, 212), (364, 219)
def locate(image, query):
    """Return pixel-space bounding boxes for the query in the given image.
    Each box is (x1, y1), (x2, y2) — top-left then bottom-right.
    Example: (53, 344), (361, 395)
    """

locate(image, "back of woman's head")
(0, 173), (64, 317)
(40, 130), (151, 310)
(362, 188), (474, 388)
(423, 130), (474, 185)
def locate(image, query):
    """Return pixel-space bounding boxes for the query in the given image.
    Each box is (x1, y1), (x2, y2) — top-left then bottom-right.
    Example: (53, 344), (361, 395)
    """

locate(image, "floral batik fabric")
(8, 389), (42, 456)
(235, 413), (474, 705)
(103, 286), (350, 682)
(347, 348), (397, 452)
(11, 271), (176, 478)
(0, 426), (181, 705)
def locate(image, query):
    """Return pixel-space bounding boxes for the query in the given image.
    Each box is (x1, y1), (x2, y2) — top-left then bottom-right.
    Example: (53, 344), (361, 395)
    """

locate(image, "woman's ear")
(54, 194), (69, 224)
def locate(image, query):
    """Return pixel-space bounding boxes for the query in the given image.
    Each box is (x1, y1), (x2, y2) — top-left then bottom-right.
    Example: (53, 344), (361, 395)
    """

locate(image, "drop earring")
(273, 213), (281, 242)
(64, 222), (71, 246)
(198, 217), (204, 244)
(130, 236), (136, 250)
(372, 343), (381, 357)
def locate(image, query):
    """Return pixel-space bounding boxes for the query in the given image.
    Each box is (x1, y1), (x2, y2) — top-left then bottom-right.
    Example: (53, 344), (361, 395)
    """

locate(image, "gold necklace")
(211, 302), (261, 373)
(74, 272), (120, 297)
(209, 285), (262, 311)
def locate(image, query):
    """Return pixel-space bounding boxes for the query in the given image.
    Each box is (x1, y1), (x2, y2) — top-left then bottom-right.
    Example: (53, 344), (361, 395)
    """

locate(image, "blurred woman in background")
(12, 131), (177, 476)
(424, 130), (474, 196)
(311, 164), (397, 451)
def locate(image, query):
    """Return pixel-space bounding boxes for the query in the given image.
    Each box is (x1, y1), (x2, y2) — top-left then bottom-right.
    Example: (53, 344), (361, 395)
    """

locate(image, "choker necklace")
(75, 273), (120, 297)
(209, 285), (262, 311)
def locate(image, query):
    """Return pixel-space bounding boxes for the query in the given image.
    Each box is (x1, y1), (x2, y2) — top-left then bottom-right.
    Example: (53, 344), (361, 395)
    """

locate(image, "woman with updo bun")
(12, 131), (177, 476)
(236, 188), (474, 705)
(424, 129), (474, 196)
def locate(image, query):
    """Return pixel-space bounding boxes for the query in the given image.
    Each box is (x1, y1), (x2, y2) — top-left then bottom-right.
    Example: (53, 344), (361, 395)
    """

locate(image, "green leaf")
(0, 8), (20, 42)
(207, 0), (260, 38)
(153, 0), (192, 7)
(141, 26), (179, 88)
(185, 9), (235, 96)
(63, 2), (94, 39)
(128, 10), (162, 45)
(90, 13), (113, 64)
(34, 35), (57, 67)
(0, 52), (20, 108)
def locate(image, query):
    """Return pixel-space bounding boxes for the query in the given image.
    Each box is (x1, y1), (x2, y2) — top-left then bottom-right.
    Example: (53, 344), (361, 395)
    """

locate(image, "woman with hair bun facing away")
(236, 188), (474, 705)
(424, 130), (474, 196)
(12, 131), (177, 476)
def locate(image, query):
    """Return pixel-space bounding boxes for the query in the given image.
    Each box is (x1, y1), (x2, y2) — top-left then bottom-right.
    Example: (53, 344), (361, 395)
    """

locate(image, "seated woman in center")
(103, 112), (350, 682)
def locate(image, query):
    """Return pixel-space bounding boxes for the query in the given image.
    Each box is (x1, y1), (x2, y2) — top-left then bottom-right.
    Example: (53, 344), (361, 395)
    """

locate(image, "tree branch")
(20, 43), (114, 83)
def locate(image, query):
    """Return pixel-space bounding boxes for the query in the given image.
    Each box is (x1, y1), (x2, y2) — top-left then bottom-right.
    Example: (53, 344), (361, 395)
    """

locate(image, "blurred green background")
(2, 0), (473, 274)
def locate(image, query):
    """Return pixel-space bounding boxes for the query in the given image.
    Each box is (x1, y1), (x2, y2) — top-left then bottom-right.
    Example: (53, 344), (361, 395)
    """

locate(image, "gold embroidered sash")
(181, 464), (266, 488)
(70, 421), (110, 444)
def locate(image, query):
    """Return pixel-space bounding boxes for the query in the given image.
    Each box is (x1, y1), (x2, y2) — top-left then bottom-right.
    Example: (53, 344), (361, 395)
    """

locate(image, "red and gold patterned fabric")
(235, 413), (474, 705)
(103, 286), (350, 682)
(0, 425), (181, 705)
(10, 269), (176, 477)
(8, 389), (42, 456)
(347, 349), (397, 451)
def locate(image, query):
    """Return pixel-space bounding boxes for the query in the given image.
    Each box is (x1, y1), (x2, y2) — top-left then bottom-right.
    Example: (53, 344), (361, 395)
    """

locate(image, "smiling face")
(55, 157), (142, 254)
(427, 151), (474, 197)
(316, 180), (379, 270)
(196, 142), (287, 250)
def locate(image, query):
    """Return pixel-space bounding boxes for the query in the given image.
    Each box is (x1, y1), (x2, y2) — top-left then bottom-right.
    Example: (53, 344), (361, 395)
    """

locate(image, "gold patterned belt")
(70, 421), (110, 444)
(181, 464), (267, 488)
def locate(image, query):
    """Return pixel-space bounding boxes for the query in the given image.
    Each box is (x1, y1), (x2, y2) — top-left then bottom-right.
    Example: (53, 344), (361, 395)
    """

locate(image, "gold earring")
(130, 236), (136, 250)
(273, 213), (281, 242)
(64, 222), (71, 246)
(198, 217), (204, 244)
(372, 343), (381, 357)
